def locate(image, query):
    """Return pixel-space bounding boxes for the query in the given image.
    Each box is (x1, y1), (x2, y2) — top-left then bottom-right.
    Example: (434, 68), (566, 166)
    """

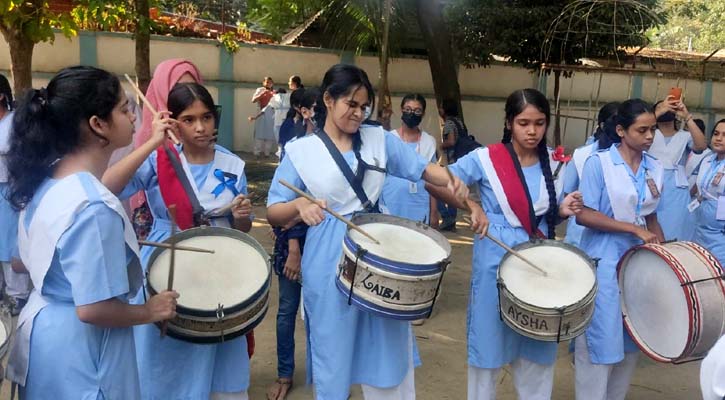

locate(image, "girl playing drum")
(692, 119), (725, 266)
(431, 88), (582, 400)
(266, 64), (467, 400)
(104, 82), (253, 400)
(574, 99), (666, 400)
(4, 66), (177, 399)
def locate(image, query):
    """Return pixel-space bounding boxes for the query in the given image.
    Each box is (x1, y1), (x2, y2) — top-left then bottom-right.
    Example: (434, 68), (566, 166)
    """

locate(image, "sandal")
(266, 377), (293, 400)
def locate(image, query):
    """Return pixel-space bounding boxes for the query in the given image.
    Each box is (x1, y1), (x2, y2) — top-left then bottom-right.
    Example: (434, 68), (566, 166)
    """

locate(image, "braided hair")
(0, 74), (12, 111)
(502, 89), (558, 239)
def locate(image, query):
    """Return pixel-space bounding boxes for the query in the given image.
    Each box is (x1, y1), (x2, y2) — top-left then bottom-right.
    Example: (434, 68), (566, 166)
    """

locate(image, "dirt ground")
(0, 156), (705, 399)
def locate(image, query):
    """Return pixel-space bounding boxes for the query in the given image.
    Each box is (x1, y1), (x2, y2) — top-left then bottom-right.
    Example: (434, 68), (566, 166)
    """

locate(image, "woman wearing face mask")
(649, 96), (707, 241)
(379, 94), (438, 225)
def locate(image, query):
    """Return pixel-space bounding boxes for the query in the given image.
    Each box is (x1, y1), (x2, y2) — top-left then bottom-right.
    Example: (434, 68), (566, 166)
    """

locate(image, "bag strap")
(163, 145), (205, 224)
(315, 129), (374, 210)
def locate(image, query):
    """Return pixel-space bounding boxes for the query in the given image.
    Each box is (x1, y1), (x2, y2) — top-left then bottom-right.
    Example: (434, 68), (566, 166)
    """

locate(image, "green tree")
(447, 0), (661, 145)
(0, 0), (130, 94)
(648, 0), (725, 52)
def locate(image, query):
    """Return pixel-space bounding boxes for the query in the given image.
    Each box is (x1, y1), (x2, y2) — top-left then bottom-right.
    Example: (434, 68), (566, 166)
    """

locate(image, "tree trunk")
(0, 27), (35, 96)
(134, 0), (151, 93)
(553, 70), (562, 146)
(377, 0), (393, 130)
(416, 0), (463, 120)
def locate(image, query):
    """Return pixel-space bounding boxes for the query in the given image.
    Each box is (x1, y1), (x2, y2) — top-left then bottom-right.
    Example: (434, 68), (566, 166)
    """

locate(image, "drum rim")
(346, 213), (452, 272)
(147, 226), (272, 318)
(497, 238), (598, 310)
(617, 241), (725, 362)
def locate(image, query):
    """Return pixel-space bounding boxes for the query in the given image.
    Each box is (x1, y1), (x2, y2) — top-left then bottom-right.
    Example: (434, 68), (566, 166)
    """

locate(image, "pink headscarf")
(131, 59), (203, 210)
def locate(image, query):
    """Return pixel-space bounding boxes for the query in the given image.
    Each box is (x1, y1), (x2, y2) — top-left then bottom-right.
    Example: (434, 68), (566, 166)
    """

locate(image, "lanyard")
(703, 157), (725, 195)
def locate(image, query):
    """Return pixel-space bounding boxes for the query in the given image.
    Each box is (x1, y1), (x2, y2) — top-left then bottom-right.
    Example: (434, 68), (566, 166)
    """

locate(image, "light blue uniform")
(578, 146), (661, 364)
(20, 174), (142, 400)
(563, 142), (598, 248)
(120, 145), (250, 400)
(267, 131), (427, 399)
(379, 131), (437, 224)
(0, 111), (17, 263)
(694, 153), (725, 266)
(449, 151), (559, 369)
(650, 131), (695, 241)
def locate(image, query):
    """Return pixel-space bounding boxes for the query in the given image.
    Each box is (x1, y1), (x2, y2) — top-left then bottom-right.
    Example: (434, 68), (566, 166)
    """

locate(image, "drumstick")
(484, 233), (548, 277)
(138, 240), (215, 254)
(444, 167), (548, 277)
(160, 205), (178, 338)
(278, 179), (381, 245)
(123, 74), (181, 145)
(210, 192), (256, 217)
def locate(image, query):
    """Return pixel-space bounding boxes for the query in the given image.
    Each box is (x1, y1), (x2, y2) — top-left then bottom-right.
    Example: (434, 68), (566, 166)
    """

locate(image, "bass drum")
(618, 241), (725, 363)
(147, 226), (271, 343)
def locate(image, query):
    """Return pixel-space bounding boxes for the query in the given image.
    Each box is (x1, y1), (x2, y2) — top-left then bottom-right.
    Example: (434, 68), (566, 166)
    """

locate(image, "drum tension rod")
(680, 274), (725, 287)
(495, 280), (505, 322)
(555, 307), (568, 343)
(348, 248), (368, 306)
(428, 260), (451, 319)
(216, 304), (225, 343)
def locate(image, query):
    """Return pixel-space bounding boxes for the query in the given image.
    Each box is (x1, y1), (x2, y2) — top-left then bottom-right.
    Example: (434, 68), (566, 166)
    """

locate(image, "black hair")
(287, 87), (305, 120)
(0, 74), (12, 110)
(440, 98), (458, 118)
(167, 82), (218, 123)
(313, 64), (375, 138)
(300, 87), (319, 110)
(401, 93), (426, 112)
(693, 118), (706, 135)
(598, 99), (653, 150)
(7, 66), (121, 209)
(276, 88), (287, 94)
(593, 102), (620, 140)
(291, 75), (303, 89)
(501, 88), (557, 239)
(713, 119), (725, 135)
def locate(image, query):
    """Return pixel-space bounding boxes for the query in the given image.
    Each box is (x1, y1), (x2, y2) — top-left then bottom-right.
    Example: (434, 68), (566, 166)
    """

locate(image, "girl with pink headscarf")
(130, 59), (202, 238)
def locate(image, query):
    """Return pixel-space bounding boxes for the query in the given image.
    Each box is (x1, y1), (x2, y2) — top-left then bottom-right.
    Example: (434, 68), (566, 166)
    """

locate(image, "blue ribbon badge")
(212, 169), (239, 198)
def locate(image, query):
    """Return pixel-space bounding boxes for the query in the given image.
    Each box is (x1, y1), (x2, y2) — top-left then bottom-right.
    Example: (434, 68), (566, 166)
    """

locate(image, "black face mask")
(401, 112), (423, 128)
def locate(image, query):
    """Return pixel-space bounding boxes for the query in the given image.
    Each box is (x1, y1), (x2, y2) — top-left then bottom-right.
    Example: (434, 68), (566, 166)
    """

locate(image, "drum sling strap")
(157, 144), (205, 229)
(315, 128), (385, 213)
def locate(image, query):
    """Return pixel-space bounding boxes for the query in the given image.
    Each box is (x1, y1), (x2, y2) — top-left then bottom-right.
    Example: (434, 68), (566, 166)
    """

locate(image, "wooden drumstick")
(123, 74), (181, 145)
(160, 205), (178, 338)
(138, 240), (215, 254)
(211, 192), (256, 217)
(278, 179), (381, 245)
(444, 167), (548, 277)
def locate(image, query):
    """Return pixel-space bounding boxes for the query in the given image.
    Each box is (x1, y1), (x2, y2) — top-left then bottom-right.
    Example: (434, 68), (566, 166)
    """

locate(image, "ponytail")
(7, 66), (121, 209)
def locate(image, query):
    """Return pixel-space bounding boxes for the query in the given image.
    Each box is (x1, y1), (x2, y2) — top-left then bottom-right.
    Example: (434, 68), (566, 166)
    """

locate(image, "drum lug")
(592, 258), (600, 268)
(439, 260), (451, 272)
(496, 279), (505, 322)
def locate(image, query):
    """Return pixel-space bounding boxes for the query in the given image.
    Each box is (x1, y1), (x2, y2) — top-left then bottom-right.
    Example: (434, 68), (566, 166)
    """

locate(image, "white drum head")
(348, 222), (448, 264)
(499, 245), (595, 309)
(148, 235), (268, 311)
(621, 248), (690, 359)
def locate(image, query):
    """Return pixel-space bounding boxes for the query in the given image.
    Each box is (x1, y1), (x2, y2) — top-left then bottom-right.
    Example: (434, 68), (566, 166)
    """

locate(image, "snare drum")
(497, 239), (597, 342)
(147, 226), (271, 343)
(618, 241), (725, 363)
(336, 214), (451, 320)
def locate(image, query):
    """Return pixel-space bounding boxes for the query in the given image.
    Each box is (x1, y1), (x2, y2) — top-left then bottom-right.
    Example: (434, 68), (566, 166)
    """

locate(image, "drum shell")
(497, 239), (597, 342)
(336, 214), (451, 320)
(0, 317), (10, 360)
(147, 226), (271, 344)
(618, 241), (725, 363)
